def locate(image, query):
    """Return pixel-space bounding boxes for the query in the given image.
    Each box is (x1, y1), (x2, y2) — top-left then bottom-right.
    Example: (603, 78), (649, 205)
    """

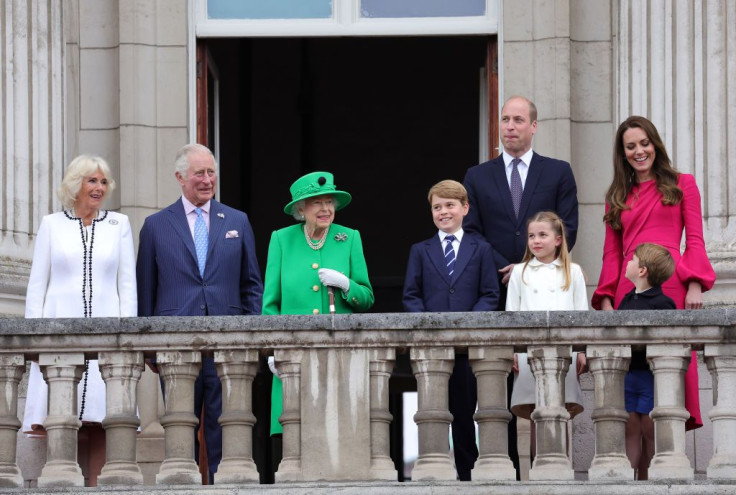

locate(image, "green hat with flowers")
(283, 171), (352, 215)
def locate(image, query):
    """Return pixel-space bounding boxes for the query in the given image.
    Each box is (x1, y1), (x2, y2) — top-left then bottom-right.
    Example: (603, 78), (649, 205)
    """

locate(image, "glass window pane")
(360, 0), (485, 18)
(208, 0), (332, 19)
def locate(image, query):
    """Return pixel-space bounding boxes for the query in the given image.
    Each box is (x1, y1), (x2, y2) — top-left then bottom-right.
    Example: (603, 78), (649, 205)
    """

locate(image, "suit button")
(312, 263), (319, 269)
(313, 285), (320, 292)
(200, 305), (205, 310)
(515, 231), (521, 236)
(313, 309), (320, 315)
(449, 288), (455, 294)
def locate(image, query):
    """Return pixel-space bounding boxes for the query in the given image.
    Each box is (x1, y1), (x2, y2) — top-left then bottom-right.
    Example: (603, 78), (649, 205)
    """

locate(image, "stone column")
(705, 344), (736, 479)
(409, 346), (456, 481)
(469, 346), (516, 481)
(213, 350), (259, 484)
(0, 354), (25, 487)
(367, 348), (396, 480)
(37, 353), (85, 487)
(586, 345), (633, 480)
(97, 352), (144, 485)
(647, 344), (693, 479)
(274, 349), (303, 482)
(155, 351), (202, 485)
(528, 345), (574, 480)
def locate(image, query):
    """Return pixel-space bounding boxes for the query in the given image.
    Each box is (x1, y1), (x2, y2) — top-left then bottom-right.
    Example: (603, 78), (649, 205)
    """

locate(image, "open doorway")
(202, 36), (494, 312)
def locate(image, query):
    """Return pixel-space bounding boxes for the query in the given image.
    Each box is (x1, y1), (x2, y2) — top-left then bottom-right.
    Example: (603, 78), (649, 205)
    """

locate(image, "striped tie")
(444, 234), (456, 276)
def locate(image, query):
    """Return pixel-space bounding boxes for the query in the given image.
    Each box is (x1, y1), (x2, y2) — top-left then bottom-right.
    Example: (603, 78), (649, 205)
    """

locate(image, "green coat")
(262, 223), (374, 316)
(263, 222), (374, 433)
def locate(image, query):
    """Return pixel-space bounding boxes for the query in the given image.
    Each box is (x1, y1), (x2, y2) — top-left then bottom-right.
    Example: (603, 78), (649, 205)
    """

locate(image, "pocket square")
(225, 230), (239, 239)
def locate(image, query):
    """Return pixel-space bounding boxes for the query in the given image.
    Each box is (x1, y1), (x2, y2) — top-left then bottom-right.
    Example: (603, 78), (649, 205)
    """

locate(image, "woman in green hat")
(263, 171), (374, 437)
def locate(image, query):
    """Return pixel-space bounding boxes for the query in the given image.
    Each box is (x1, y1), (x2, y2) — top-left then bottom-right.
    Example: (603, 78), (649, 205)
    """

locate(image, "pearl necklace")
(304, 224), (328, 250)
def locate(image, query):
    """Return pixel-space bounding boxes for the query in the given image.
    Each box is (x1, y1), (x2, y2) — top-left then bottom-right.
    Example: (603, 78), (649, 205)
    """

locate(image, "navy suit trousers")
(194, 357), (222, 482)
(449, 354), (478, 480)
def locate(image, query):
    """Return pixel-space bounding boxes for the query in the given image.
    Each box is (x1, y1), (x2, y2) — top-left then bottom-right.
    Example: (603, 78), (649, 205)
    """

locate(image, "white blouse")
(505, 258), (588, 311)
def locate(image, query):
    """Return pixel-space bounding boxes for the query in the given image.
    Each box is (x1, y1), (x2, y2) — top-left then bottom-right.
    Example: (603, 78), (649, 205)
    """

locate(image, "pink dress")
(592, 173), (716, 429)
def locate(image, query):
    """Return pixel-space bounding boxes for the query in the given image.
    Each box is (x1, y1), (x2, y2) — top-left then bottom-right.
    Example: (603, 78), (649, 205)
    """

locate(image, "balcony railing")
(0, 310), (735, 489)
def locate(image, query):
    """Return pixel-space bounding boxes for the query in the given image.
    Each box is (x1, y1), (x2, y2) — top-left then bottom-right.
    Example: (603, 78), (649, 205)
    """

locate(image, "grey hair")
(290, 195), (340, 221)
(58, 155), (116, 210)
(174, 143), (217, 178)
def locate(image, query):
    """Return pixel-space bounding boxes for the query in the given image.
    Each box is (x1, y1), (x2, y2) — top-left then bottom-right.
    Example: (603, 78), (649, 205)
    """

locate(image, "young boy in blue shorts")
(618, 242), (675, 480)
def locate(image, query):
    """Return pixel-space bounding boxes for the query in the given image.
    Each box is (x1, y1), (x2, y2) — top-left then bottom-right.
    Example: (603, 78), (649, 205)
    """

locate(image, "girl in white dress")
(505, 211), (588, 458)
(24, 155), (137, 486)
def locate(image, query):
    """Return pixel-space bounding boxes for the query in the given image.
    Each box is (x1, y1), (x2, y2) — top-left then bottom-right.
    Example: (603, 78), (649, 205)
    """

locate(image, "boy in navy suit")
(618, 242), (675, 480)
(403, 180), (500, 480)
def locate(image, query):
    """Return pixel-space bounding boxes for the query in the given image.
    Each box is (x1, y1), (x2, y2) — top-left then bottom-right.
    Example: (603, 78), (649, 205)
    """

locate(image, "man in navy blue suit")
(403, 179), (500, 480)
(137, 143), (263, 483)
(463, 96), (579, 477)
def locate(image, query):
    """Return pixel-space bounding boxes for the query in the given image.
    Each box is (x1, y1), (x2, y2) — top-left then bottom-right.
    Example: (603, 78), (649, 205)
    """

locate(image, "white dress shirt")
(503, 149), (534, 189)
(182, 196), (211, 236)
(438, 228), (464, 257)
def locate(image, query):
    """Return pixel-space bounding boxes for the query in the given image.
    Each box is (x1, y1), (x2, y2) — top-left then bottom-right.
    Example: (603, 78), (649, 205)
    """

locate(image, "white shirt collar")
(528, 256), (563, 268)
(439, 228), (464, 243)
(503, 149), (534, 168)
(182, 196), (211, 216)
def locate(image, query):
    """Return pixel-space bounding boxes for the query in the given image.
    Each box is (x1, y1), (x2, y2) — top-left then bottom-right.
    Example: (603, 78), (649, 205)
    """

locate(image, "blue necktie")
(444, 234), (456, 276)
(510, 158), (523, 218)
(194, 207), (208, 277)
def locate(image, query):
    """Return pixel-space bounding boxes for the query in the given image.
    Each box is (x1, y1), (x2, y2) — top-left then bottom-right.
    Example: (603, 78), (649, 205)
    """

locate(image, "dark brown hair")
(604, 116), (682, 230)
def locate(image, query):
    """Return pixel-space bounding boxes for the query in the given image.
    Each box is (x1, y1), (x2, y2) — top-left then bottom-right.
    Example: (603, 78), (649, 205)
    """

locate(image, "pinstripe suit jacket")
(136, 198), (263, 317)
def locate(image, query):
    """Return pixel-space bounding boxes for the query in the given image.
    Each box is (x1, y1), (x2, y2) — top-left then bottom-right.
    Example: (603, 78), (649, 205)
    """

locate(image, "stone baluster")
(469, 346), (516, 480)
(0, 354), (25, 487)
(528, 345), (574, 480)
(155, 351), (202, 485)
(410, 346), (456, 480)
(274, 349), (304, 482)
(587, 345), (633, 480)
(37, 353), (85, 487)
(97, 352), (144, 485)
(647, 344), (693, 479)
(367, 348), (397, 480)
(705, 344), (736, 478)
(213, 349), (260, 483)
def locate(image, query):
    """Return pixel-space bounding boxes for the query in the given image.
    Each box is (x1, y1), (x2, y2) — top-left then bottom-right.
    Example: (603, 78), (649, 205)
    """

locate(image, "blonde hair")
(521, 210), (573, 291)
(634, 243), (675, 286)
(427, 180), (468, 205)
(57, 155), (116, 210)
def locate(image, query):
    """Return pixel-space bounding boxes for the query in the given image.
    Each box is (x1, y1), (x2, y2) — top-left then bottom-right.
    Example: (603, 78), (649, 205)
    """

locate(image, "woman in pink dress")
(592, 115), (715, 428)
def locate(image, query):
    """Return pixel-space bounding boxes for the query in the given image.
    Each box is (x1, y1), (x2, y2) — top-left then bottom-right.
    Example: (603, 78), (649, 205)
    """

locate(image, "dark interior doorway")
(205, 36), (491, 312)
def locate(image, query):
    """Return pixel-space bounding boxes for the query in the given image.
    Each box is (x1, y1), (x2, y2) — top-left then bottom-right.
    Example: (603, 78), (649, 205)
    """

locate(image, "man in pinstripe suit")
(136, 143), (263, 483)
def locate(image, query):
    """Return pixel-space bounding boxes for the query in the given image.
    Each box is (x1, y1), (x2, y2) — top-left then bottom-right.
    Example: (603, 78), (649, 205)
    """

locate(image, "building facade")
(1, 0), (735, 483)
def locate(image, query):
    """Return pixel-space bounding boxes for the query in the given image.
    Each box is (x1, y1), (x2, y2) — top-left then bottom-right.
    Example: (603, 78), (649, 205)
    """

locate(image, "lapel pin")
(217, 213), (225, 218)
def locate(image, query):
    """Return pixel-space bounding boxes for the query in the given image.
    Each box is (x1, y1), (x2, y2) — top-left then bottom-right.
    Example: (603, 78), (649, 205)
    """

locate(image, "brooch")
(109, 219), (118, 225)
(217, 213), (225, 218)
(334, 232), (348, 242)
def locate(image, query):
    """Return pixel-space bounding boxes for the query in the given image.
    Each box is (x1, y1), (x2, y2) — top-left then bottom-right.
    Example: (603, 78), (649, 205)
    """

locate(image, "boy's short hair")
(428, 180), (468, 204)
(634, 243), (675, 286)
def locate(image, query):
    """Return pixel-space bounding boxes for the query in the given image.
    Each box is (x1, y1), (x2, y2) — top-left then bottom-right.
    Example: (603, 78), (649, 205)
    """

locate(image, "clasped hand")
(318, 268), (350, 292)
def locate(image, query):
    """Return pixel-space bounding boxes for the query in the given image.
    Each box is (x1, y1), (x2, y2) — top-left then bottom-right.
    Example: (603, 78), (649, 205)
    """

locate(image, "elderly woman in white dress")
(24, 155), (137, 486)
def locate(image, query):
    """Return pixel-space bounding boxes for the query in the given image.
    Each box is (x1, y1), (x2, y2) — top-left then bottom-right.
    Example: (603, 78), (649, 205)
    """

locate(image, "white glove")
(268, 356), (279, 378)
(318, 268), (350, 293)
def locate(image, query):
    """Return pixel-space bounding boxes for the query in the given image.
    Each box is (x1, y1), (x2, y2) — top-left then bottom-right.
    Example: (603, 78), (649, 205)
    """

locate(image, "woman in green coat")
(263, 171), (374, 435)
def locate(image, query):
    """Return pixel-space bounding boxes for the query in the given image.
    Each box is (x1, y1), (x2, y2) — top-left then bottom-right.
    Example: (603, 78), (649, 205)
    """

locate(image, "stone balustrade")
(0, 309), (735, 489)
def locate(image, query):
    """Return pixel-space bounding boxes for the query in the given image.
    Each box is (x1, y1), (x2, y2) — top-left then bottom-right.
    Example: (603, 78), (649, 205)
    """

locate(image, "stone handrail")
(0, 309), (734, 487)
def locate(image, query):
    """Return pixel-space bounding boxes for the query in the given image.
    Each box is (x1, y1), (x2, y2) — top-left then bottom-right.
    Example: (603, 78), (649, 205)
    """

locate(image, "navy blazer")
(136, 198), (263, 317)
(463, 152), (579, 269)
(402, 232), (500, 312)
